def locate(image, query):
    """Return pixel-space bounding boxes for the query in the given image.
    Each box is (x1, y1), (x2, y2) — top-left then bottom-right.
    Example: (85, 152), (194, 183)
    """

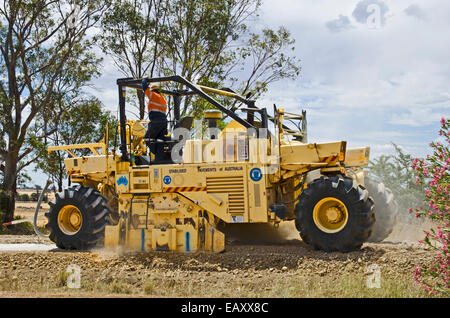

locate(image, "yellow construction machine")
(46, 75), (379, 253)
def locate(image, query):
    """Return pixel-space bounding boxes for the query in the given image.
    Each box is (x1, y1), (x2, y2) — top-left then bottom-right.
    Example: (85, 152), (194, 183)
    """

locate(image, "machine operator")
(142, 77), (168, 161)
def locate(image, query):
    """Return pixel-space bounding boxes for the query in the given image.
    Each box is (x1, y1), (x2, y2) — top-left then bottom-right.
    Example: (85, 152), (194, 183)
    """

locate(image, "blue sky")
(27, 0), (450, 187)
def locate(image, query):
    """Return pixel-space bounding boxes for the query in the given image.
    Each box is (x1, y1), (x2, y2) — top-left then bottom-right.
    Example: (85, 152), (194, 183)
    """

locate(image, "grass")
(108, 280), (132, 294)
(100, 272), (435, 297)
(274, 274), (431, 298)
(0, 270), (437, 298)
(0, 196), (50, 235)
(143, 278), (156, 295)
(56, 270), (70, 288)
(0, 211), (49, 235)
(0, 216), (35, 235)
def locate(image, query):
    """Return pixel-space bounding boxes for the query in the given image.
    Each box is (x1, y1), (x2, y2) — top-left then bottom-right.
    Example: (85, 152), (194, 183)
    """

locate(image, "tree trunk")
(1, 152), (18, 223)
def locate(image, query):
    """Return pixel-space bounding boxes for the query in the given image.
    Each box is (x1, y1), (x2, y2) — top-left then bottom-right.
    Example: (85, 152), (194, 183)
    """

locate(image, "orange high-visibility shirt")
(145, 88), (167, 113)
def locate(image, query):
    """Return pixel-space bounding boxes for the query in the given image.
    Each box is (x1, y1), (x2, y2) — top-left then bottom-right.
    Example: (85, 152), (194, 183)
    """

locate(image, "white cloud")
(83, 0), (450, 161)
(255, 0), (450, 160)
(368, 143), (397, 157)
(388, 108), (446, 127)
(352, 0), (390, 25)
(404, 4), (427, 20)
(326, 15), (354, 33)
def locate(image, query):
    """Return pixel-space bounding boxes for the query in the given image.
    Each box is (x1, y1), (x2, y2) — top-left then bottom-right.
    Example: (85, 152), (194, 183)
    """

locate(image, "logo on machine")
(231, 215), (244, 223)
(117, 176), (128, 186)
(250, 168), (262, 182)
(163, 175), (172, 185)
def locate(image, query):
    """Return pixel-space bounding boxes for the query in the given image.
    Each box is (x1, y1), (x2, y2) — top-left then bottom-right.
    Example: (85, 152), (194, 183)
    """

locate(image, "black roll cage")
(116, 75), (269, 161)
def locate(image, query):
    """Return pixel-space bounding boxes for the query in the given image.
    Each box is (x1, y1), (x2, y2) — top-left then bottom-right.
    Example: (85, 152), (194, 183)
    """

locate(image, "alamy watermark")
(365, 263), (381, 288)
(66, 264), (81, 289)
(366, 4), (382, 29)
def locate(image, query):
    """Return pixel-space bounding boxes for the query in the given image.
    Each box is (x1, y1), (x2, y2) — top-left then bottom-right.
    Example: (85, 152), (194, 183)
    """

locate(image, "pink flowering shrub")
(411, 118), (449, 295)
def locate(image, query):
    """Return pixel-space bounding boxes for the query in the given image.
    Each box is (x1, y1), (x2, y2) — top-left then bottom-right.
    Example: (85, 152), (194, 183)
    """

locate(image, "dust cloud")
(223, 212), (437, 245)
(222, 221), (300, 245)
(386, 217), (437, 243)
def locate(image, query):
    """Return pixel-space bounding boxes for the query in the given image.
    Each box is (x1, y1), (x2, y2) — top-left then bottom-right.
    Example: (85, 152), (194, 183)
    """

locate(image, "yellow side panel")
(104, 224), (120, 248)
(152, 229), (177, 251)
(130, 168), (150, 192)
(247, 165), (269, 223)
(126, 228), (143, 250)
(345, 147), (370, 167)
(64, 156), (115, 176)
(204, 223), (225, 253)
(182, 191), (229, 221)
(176, 228), (198, 252)
(280, 141), (345, 168)
(125, 228), (152, 251)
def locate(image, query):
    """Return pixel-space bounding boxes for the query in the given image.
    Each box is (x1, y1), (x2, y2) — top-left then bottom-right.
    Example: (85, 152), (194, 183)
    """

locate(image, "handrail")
(48, 142), (107, 158)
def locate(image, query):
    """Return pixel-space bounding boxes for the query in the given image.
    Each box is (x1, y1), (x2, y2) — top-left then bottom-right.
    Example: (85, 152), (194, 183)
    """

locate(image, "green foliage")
(18, 193), (30, 202)
(0, 215), (34, 235)
(0, 0), (108, 222)
(234, 26), (301, 99)
(98, 0), (300, 119)
(33, 97), (116, 192)
(30, 193), (39, 202)
(97, 0), (167, 118)
(368, 143), (426, 221)
(412, 118), (449, 296)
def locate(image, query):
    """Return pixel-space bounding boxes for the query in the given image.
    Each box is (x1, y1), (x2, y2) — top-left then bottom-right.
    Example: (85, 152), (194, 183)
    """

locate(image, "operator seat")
(140, 116), (194, 164)
(173, 116), (194, 132)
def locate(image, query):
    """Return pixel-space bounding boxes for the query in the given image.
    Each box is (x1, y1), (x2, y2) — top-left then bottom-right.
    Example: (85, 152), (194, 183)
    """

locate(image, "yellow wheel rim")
(313, 197), (348, 233)
(57, 205), (83, 235)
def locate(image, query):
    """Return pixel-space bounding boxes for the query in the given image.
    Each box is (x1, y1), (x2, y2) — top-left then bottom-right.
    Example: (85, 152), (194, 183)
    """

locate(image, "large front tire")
(295, 175), (375, 252)
(45, 185), (111, 250)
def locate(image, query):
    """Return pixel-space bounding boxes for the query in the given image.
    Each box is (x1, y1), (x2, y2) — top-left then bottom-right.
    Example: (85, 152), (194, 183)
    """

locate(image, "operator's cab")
(137, 110), (225, 165)
(140, 116), (194, 165)
(116, 75), (306, 167)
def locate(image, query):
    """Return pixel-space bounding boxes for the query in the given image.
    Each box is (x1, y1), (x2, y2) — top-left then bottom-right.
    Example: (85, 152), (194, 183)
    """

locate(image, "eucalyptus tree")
(99, 0), (300, 118)
(0, 0), (108, 222)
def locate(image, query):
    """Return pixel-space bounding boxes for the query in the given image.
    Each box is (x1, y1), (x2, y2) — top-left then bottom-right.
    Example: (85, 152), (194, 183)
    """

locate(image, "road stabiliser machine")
(46, 75), (395, 253)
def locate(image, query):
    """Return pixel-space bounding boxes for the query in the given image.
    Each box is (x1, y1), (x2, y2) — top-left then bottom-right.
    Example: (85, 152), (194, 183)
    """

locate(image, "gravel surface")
(0, 234), (435, 297)
(0, 219), (438, 298)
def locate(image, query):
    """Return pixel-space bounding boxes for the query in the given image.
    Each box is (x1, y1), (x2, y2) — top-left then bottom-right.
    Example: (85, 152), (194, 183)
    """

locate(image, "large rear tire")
(45, 185), (112, 250)
(365, 176), (398, 242)
(295, 175), (375, 252)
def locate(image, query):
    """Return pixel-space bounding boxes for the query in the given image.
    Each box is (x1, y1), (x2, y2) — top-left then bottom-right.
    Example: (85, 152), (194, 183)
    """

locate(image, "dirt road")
(0, 229), (436, 298)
